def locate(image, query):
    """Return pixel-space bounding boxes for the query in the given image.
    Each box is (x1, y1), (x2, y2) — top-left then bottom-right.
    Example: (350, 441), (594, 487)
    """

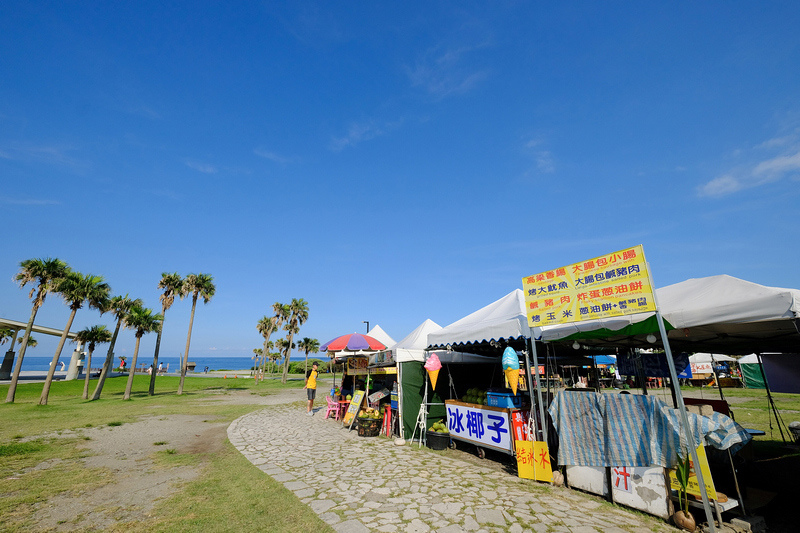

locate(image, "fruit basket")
(426, 430), (450, 450)
(356, 416), (382, 437)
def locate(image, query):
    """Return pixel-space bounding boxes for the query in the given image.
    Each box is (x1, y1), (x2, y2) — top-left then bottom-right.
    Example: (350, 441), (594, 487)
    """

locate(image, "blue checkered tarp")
(547, 391), (751, 468)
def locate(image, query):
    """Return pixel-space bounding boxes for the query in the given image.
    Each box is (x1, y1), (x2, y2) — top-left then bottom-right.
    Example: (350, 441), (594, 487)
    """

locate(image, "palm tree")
(269, 344), (281, 375)
(177, 273), (215, 395)
(298, 337), (320, 377)
(276, 337), (295, 379)
(75, 325), (112, 400)
(256, 303), (288, 384)
(6, 257), (69, 403)
(149, 272), (183, 396)
(19, 335), (38, 348)
(0, 328), (13, 347)
(91, 295), (143, 401)
(123, 306), (163, 400)
(39, 271), (111, 405)
(252, 348), (264, 380)
(281, 298), (309, 384)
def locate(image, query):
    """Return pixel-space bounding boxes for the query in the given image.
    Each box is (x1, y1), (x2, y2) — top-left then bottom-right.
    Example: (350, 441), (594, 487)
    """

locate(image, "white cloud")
(524, 137), (555, 175)
(752, 151), (800, 177)
(0, 196), (60, 206)
(329, 118), (404, 151)
(0, 142), (83, 168)
(406, 43), (490, 98)
(185, 160), (218, 174)
(697, 175), (744, 197)
(698, 132), (800, 197)
(253, 148), (296, 164)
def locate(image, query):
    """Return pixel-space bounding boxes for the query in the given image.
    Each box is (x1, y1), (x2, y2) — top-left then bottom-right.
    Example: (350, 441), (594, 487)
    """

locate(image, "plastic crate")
(486, 391), (522, 409)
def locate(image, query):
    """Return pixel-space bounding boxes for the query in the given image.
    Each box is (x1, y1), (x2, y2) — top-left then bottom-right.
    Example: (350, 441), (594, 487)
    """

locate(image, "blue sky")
(2, 2), (799, 363)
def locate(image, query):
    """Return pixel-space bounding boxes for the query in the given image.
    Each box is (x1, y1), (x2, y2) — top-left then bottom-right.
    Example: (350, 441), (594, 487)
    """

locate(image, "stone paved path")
(228, 404), (676, 533)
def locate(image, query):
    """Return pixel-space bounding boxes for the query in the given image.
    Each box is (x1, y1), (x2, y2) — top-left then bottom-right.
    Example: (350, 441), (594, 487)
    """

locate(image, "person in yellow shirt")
(303, 362), (319, 415)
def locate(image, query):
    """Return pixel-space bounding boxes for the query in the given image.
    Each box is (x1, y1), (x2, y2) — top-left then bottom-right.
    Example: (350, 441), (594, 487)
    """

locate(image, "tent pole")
(528, 328), (548, 445)
(710, 354), (729, 407)
(656, 310), (716, 532)
(757, 352), (787, 443)
(523, 343), (536, 438)
(647, 261), (716, 532)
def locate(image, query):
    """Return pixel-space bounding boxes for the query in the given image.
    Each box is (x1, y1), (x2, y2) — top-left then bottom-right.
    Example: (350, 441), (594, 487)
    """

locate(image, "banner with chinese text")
(522, 245), (656, 327)
(444, 400), (512, 454)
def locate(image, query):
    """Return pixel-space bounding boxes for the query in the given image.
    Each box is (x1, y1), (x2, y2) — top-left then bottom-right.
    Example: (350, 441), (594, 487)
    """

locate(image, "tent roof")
(688, 353), (737, 363)
(426, 289), (529, 350)
(541, 275), (800, 354)
(738, 353), (760, 364)
(391, 319), (441, 351)
(385, 319), (442, 363)
(367, 325), (396, 348)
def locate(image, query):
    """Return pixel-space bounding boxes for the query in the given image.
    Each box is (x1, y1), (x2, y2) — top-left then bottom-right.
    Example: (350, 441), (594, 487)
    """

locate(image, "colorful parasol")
(320, 333), (386, 352)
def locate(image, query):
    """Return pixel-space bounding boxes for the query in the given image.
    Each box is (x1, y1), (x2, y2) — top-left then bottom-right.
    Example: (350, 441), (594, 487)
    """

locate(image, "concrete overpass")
(1, 317), (81, 380)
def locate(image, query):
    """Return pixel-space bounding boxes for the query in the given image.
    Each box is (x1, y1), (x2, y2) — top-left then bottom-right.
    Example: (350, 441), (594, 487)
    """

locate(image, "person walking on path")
(303, 362), (319, 415)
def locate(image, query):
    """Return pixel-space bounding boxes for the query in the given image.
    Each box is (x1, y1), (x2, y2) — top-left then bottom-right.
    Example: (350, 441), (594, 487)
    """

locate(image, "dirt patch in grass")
(27, 388), (298, 532)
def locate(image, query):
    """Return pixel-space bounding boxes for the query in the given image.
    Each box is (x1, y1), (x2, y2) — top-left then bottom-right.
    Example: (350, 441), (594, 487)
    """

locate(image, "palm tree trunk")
(177, 296), (198, 395)
(258, 330), (272, 384)
(91, 318), (122, 401)
(281, 335), (294, 384)
(123, 336), (142, 400)
(39, 308), (77, 406)
(148, 307), (166, 395)
(82, 345), (95, 400)
(5, 301), (40, 403)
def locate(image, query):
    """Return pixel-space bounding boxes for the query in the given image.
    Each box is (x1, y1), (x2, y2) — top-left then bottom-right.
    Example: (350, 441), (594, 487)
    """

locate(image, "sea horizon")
(10, 355), (328, 373)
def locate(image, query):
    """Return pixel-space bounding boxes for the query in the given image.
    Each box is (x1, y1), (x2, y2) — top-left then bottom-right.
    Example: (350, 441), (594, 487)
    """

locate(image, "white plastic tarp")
(427, 289), (529, 348)
(688, 353), (737, 363)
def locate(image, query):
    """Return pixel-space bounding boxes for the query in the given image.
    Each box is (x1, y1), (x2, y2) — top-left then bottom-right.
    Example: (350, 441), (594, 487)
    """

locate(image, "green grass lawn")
(0, 375), (333, 532)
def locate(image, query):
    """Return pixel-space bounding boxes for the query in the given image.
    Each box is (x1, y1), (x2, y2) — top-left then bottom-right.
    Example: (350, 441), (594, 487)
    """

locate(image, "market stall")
(320, 331), (388, 432)
(422, 290), (547, 454)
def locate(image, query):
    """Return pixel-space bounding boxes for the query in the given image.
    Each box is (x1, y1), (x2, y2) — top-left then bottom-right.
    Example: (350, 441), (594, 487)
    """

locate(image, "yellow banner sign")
(516, 440), (554, 482)
(343, 390), (366, 426)
(522, 245), (656, 327)
(668, 445), (717, 500)
(515, 440), (535, 479)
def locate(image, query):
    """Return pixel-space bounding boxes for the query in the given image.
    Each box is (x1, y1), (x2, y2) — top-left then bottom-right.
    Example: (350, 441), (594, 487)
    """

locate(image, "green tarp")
(399, 361), (446, 440)
(552, 315), (674, 342)
(740, 363), (766, 389)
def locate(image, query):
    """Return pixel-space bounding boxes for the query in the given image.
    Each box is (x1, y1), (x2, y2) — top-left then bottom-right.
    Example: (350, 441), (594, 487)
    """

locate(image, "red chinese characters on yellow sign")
(522, 245), (656, 327)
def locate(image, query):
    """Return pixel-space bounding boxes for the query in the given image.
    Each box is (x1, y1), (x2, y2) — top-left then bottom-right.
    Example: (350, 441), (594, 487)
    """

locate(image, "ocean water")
(12, 355), (315, 372)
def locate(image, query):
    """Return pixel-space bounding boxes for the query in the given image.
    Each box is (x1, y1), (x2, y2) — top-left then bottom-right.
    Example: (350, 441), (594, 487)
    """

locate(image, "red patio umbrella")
(321, 333), (387, 398)
(320, 333), (386, 352)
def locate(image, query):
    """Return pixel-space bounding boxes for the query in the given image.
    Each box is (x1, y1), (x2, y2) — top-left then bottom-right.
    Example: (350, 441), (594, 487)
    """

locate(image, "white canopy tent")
(427, 289), (529, 351)
(386, 318), (497, 364)
(688, 353), (737, 364)
(367, 324), (396, 349)
(391, 319), (441, 363)
(539, 275), (800, 354)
